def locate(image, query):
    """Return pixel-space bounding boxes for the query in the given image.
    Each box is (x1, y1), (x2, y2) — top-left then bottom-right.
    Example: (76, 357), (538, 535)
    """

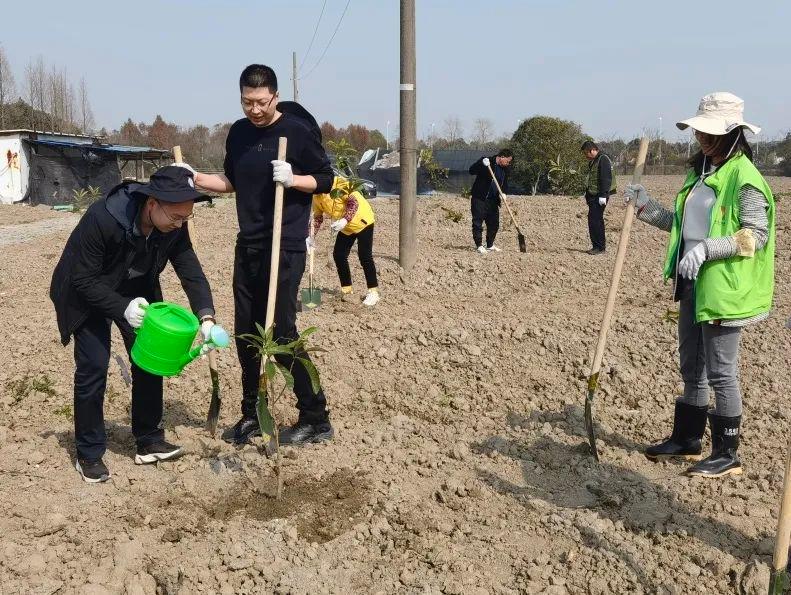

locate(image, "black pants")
(73, 312), (163, 461)
(585, 194), (608, 251)
(333, 224), (378, 289)
(233, 245), (329, 424)
(471, 196), (500, 248)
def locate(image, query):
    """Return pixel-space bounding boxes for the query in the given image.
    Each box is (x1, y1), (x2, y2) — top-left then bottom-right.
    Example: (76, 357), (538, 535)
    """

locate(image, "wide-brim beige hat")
(676, 92), (761, 136)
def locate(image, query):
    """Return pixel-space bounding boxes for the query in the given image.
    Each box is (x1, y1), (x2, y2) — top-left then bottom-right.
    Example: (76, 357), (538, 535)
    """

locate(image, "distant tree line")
(0, 45), (94, 134)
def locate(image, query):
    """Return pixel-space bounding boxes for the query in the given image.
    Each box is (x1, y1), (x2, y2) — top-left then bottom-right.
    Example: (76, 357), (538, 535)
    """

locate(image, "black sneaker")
(221, 416), (261, 445)
(279, 421), (334, 446)
(586, 248), (605, 255)
(75, 458), (110, 483)
(134, 440), (183, 465)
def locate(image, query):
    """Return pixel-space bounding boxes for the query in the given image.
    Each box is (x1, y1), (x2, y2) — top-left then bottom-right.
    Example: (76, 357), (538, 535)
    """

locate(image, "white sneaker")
(487, 245), (502, 252)
(362, 290), (380, 307)
(476, 245), (487, 254)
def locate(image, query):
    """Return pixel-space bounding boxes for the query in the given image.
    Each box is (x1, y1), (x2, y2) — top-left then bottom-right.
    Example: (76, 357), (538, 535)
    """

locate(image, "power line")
(299, 0), (351, 81)
(299, 0), (328, 70)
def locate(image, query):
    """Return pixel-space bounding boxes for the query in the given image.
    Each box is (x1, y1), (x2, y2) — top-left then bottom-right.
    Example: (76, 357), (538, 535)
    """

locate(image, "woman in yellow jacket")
(312, 177), (380, 306)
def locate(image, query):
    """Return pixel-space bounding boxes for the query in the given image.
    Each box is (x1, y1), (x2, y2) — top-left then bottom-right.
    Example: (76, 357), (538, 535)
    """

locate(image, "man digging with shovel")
(50, 167), (219, 483)
(184, 64), (335, 446)
(468, 149), (513, 254)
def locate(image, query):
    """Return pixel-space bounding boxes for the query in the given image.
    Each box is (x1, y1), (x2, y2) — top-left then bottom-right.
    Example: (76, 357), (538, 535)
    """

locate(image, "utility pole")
(292, 51), (298, 102)
(399, 0), (417, 271)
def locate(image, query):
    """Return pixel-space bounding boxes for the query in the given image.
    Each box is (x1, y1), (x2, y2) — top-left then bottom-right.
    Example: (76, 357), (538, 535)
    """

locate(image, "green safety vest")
(663, 153), (775, 323)
(586, 153), (616, 195)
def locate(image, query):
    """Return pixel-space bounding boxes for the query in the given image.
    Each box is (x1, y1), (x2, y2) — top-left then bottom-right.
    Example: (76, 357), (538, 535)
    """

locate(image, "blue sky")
(2, 0), (789, 142)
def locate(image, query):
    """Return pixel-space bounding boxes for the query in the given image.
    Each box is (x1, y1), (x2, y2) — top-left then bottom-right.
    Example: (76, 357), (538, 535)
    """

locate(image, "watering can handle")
(132, 303), (149, 334)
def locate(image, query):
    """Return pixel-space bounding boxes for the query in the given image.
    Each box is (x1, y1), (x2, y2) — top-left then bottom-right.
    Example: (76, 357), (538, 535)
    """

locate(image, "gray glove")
(624, 184), (651, 209)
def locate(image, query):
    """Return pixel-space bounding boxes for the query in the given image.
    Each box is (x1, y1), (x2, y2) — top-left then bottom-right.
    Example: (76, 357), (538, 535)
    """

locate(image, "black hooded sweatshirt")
(49, 182), (214, 345)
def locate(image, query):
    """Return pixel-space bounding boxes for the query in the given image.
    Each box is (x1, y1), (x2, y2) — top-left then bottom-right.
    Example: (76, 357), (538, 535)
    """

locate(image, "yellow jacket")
(312, 177), (375, 235)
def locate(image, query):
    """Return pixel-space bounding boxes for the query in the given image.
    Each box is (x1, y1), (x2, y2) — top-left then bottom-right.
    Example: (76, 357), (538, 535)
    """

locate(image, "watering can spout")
(179, 325), (230, 371)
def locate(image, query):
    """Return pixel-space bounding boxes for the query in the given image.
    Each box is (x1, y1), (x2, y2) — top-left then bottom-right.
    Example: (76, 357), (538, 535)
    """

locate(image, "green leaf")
(267, 345), (293, 356)
(265, 359), (277, 382)
(237, 333), (263, 347)
(303, 346), (328, 355)
(275, 363), (295, 390)
(299, 327), (319, 339)
(297, 357), (321, 394)
(254, 322), (268, 339)
(255, 393), (276, 444)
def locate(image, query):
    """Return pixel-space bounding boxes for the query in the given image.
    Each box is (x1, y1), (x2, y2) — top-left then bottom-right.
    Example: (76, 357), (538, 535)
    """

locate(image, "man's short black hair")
(581, 141), (599, 152)
(497, 148), (513, 158)
(239, 64), (278, 93)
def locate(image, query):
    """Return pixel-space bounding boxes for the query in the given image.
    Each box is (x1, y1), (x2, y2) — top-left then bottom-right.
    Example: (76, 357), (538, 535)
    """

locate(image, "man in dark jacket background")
(581, 141), (616, 255)
(50, 166), (217, 482)
(468, 149), (513, 253)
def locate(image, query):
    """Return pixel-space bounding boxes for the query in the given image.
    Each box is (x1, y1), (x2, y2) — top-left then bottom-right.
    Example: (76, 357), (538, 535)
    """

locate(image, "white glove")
(598, 196), (607, 206)
(172, 162), (197, 177)
(624, 184), (651, 209)
(124, 297), (149, 329)
(306, 236), (315, 253)
(271, 160), (294, 188)
(330, 218), (348, 233)
(678, 243), (707, 280)
(200, 319), (215, 341)
(482, 157), (490, 167)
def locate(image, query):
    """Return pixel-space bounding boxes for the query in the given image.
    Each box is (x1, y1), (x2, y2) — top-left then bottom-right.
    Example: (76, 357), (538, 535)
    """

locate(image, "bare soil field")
(1, 175), (790, 594)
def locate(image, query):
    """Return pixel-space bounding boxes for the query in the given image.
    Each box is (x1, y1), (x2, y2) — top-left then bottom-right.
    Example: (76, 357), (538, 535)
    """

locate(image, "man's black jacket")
(469, 156), (509, 202)
(50, 182), (214, 346)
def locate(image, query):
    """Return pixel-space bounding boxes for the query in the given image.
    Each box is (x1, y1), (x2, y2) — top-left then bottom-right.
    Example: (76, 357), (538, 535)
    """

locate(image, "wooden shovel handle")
(588, 137), (649, 378)
(486, 162), (522, 234)
(265, 138), (288, 330)
(773, 441), (791, 575)
(172, 145), (219, 371)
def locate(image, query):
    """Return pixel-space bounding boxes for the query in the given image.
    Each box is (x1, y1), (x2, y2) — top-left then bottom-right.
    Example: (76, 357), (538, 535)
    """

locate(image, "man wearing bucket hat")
(624, 92), (775, 478)
(50, 166), (218, 482)
(180, 64), (335, 447)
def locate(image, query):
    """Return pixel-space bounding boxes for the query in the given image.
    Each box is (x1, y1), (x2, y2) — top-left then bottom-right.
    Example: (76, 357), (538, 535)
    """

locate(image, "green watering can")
(130, 302), (229, 377)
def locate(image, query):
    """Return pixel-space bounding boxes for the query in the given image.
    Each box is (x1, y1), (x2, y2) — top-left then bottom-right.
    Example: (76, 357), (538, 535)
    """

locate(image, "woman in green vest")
(624, 92), (775, 478)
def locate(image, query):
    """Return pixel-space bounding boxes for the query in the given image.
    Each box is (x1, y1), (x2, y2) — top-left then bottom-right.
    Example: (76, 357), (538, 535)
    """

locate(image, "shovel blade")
(205, 366), (221, 437)
(584, 391), (600, 461)
(300, 287), (322, 309)
(517, 232), (527, 253)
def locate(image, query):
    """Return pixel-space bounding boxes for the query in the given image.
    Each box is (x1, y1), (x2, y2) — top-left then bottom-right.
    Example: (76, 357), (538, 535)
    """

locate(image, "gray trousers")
(677, 291), (743, 416)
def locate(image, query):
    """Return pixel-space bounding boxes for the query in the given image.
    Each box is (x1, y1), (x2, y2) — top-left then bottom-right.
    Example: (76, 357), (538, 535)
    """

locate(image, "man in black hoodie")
(50, 166), (217, 482)
(468, 149), (513, 253)
(184, 64), (335, 446)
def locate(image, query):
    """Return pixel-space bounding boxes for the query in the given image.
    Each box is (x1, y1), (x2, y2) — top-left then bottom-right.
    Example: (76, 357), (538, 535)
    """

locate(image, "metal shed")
(0, 129), (170, 205)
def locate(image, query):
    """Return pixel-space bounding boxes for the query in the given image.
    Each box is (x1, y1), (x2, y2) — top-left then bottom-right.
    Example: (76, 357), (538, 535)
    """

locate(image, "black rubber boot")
(645, 401), (708, 461)
(687, 413), (742, 478)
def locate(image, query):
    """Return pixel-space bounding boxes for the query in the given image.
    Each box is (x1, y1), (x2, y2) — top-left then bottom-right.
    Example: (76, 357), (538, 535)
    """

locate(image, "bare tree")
(78, 77), (94, 134)
(472, 117), (494, 148)
(24, 56), (46, 131)
(443, 116), (463, 144)
(0, 44), (16, 129)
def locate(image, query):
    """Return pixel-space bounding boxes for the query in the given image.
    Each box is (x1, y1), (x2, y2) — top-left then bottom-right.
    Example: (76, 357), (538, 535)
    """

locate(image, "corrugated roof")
(432, 149), (491, 171)
(25, 139), (170, 155)
(0, 129), (97, 139)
